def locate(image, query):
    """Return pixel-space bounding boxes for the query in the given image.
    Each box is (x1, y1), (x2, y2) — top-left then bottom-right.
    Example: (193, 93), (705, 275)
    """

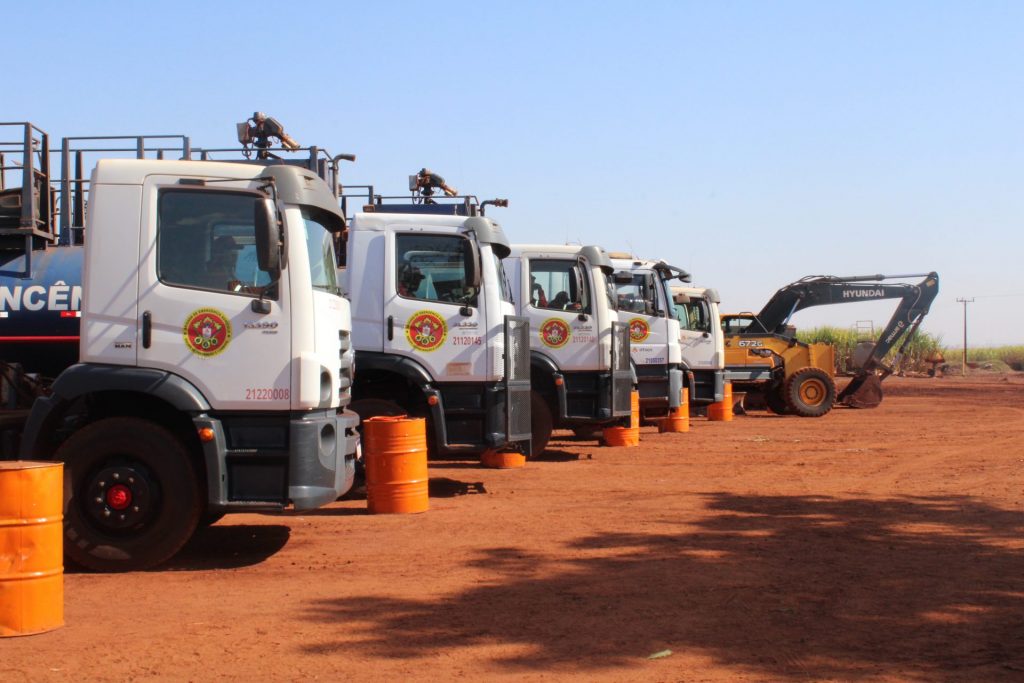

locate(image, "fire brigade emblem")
(539, 318), (571, 349)
(629, 317), (650, 343)
(406, 310), (447, 352)
(183, 308), (232, 357)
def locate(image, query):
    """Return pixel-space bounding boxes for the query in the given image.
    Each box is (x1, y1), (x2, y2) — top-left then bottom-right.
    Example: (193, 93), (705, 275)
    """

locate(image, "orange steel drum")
(603, 390), (640, 447)
(659, 388), (690, 433)
(363, 416), (429, 514)
(0, 461), (63, 637)
(708, 382), (734, 422)
(480, 450), (526, 469)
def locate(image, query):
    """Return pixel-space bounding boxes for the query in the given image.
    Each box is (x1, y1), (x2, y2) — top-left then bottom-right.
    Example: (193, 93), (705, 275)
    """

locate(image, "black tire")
(349, 398), (407, 422)
(783, 367), (836, 418)
(56, 417), (201, 572)
(530, 391), (553, 458)
(764, 386), (789, 415)
(198, 511), (226, 527)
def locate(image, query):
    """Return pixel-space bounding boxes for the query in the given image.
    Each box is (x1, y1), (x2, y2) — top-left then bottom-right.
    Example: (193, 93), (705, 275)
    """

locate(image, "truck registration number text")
(245, 388), (290, 401)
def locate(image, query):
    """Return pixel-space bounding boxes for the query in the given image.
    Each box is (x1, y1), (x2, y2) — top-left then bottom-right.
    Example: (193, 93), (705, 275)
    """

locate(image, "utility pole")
(956, 297), (974, 376)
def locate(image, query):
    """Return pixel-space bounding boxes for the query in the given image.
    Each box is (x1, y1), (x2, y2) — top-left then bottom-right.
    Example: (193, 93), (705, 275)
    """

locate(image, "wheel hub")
(801, 380), (826, 405)
(86, 465), (155, 531)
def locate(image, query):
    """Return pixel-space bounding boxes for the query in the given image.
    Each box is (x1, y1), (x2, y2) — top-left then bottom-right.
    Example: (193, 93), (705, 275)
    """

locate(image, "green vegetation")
(965, 346), (1024, 370)
(796, 328), (1024, 373)
(796, 326), (943, 374)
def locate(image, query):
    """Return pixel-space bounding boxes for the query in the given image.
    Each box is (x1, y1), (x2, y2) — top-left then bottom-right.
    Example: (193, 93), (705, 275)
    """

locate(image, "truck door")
(676, 295), (716, 370)
(616, 272), (670, 367)
(384, 231), (487, 381)
(504, 314), (532, 453)
(526, 258), (600, 370)
(137, 183), (293, 410)
(610, 321), (633, 416)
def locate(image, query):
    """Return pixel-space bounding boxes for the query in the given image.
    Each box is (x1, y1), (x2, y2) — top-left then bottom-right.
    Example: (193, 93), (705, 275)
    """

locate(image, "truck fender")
(20, 364), (210, 458)
(352, 351), (435, 390)
(529, 352), (560, 386)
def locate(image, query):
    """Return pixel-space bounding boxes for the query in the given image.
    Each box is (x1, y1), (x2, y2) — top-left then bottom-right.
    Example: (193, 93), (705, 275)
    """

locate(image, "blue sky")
(9, 1), (1023, 345)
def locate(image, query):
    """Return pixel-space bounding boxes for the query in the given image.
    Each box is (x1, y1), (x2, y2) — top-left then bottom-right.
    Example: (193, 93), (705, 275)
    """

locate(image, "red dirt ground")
(4, 375), (1024, 682)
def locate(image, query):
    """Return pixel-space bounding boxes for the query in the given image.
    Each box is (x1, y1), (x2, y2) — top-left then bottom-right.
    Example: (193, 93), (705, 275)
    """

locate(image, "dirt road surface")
(4, 375), (1023, 682)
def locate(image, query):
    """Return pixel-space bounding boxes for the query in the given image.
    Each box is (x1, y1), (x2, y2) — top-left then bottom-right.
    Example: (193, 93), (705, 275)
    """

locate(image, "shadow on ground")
(163, 524), (291, 571)
(301, 493), (1024, 679)
(429, 477), (487, 497)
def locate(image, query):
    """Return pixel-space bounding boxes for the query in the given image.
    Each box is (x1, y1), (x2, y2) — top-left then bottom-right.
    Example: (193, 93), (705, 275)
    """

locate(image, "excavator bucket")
(838, 374), (883, 408)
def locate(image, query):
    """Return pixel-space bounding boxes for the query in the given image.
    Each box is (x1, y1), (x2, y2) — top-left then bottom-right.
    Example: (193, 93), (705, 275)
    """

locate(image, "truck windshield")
(302, 208), (340, 295)
(601, 271), (618, 311)
(494, 253), (514, 304)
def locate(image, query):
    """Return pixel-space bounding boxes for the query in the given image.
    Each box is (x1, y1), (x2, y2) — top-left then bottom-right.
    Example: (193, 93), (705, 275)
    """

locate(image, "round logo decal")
(406, 310), (447, 352)
(629, 317), (650, 343)
(184, 308), (232, 357)
(539, 318), (571, 349)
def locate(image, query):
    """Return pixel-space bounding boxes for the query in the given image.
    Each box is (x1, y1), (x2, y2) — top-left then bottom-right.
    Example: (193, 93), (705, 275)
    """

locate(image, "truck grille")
(339, 330), (353, 406)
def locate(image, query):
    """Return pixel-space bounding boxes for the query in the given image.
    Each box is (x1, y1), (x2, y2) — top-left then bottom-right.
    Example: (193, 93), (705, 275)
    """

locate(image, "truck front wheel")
(56, 417), (201, 572)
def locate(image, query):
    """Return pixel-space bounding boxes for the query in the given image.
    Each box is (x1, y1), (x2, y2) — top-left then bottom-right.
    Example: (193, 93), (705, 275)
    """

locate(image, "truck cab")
(608, 254), (687, 421)
(340, 191), (531, 457)
(670, 285), (725, 405)
(1, 124), (358, 571)
(506, 244), (632, 453)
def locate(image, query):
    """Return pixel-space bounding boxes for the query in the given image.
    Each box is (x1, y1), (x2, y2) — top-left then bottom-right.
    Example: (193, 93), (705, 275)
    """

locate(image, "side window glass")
(157, 190), (273, 297)
(616, 274), (650, 314)
(396, 233), (477, 307)
(529, 259), (590, 313)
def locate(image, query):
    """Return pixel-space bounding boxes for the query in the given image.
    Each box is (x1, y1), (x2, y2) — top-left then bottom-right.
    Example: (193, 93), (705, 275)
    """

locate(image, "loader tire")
(783, 368), (836, 418)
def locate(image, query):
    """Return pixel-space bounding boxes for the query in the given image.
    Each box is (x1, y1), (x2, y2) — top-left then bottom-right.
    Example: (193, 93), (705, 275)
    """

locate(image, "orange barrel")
(363, 416), (429, 514)
(660, 388), (690, 433)
(480, 450), (526, 469)
(708, 382), (734, 422)
(603, 390), (641, 447)
(0, 461), (64, 637)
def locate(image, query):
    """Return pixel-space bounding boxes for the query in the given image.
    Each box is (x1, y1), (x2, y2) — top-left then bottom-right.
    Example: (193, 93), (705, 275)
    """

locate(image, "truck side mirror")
(464, 239), (481, 288)
(255, 198), (282, 278)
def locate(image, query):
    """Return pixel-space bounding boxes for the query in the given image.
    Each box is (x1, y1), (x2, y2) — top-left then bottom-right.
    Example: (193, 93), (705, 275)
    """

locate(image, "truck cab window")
(677, 300), (710, 332)
(157, 190), (273, 297)
(396, 233), (477, 307)
(616, 274), (656, 315)
(529, 259), (590, 313)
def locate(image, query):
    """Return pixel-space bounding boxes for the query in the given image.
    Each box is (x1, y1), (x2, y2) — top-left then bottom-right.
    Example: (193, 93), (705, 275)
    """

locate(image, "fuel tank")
(0, 246), (83, 378)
